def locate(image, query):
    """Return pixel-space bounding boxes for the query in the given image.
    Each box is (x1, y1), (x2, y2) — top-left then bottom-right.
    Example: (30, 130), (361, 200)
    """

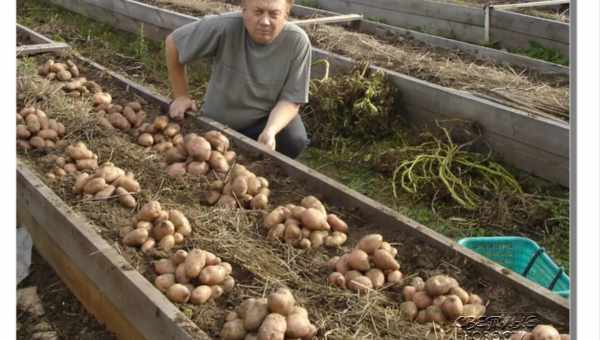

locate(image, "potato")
(125, 101), (142, 111)
(141, 238), (156, 253)
(63, 163), (78, 174)
(411, 277), (425, 291)
(170, 250), (188, 266)
(326, 213), (348, 233)
(468, 294), (483, 305)
(53, 167), (66, 178)
(184, 161), (208, 176)
(224, 150), (236, 163)
(123, 228), (149, 246)
(324, 231), (347, 247)
(115, 187), (136, 208)
(250, 194), (269, 210)
(283, 224), (302, 243)
(175, 263), (190, 284)
(83, 177), (107, 195)
(286, 308), (312, 338)
(108, 112), (131, 130)
(72, 173), (90, 193)
(204, 130), (230, 153)
(184, 249), (206, 278)
(94, 185), (116, 200)
(246, 176), (261, 196)
(297, 238), (311, 249)
(166, 284), (190, 304)
(16, 125), (31, 139)
(209, 151), (229, 172)
(199, 265), (227, 285)
(56, 69), (72, 81)
(257, 313), (287, 340)
(309, 230), (328, 249)
(366, 268), (385, 289)
(155, 273), (175, 292)
(190, 285), (212, 305)
(357, 234), (383, 254)
(231, 177), (248, 197)
(441, 295), (464, 320)
(412, 291), (433, 309)
(244, 298), (269, 331)
(37, 129), (58, 140)
(185, 135), (212, 161)
(264, 207), (287, 228)
(531, 325), (560, 340)
(300, 208), (327, 230)
(165, 146), (188, 163)
(335, 254), (351, 274)
(450, 287), (470, 305)
(268, 287), (296, 316)
(137, 133), (154, 147)
(76, 158), (98, 171)
(347, 249), (370, 271)
(163, 123), (181, 137)
(138, 200), (162, 221)
(266, 223), (285, 241)
(98, 165), (125, 183)
(415, 310), (427, 324)
(222, 276), (236, 292)
(425, 305), (446, 323)
(425, 275), (453, 297)
(300, 196), (326, 214)
(399, 301), (418, 321)
(152, 141), (173, 153)
(114, 176), (140, 193)
(122, 106), (138, 125)
(159, 235), (176, 251)
(372, 249), (400, 271)
(328, 272), (346, 289)
(221, 318), (247, 340)
(66, 143), (93, 160)
(153, 220), (175, 240)
(461, 304), (486, 318)
(344, 270), (362, 283)
(30, 136), (45, 149)
(166, 162), (187, 177)
(347, 276), (373, 294)
(154, 259), (176, 275)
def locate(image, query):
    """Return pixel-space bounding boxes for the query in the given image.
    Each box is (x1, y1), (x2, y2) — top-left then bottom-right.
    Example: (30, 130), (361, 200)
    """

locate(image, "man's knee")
(276, 118), (309, 159)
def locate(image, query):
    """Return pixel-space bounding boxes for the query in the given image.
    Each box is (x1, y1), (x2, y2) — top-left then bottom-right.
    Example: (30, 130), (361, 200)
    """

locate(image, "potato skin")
(221, 318), (247, 340)
(257, 313), (287, 340)
(166, 284), (190, 304)
(244, 298), (269, 332)
(268, 287), (296, 316)
(356, 234), (383, 254)
(199, 265), (227, 285)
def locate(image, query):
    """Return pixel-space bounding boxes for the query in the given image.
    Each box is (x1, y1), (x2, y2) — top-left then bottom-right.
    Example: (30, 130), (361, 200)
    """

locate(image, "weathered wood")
(292, 13), (363, 26)
(17, 23), (56, 44)
(45, 0), (569, 186)
(493, 0), (570, 10)
(72, 53), (569, 323)
(290, 4), (568, 76)
(313, 0), (569, 56)
(17, 162), (207, 340)
(17, 43), (71, 56)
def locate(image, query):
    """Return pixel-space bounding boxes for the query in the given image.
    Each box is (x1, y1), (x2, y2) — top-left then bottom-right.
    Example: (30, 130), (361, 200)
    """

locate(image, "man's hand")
(169, 96), (197, 121)
(257, 128), (276, 151)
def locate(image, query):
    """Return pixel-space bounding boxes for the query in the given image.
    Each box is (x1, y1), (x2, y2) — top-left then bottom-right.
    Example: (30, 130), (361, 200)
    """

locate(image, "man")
(165, 0), (311, 159)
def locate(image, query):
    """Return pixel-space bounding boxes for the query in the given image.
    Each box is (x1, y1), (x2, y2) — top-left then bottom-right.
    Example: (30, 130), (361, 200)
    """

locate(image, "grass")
(17, 0), (570, 273)
(514, 41), (569, 66)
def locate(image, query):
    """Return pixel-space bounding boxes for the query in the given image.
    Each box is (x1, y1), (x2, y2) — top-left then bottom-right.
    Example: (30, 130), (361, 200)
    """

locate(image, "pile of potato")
(72, 161), (140, 208)
(38, 59), (81, 82)
(205, 164), (270, 209)
(135, 115), (183, 151)
(399, 274), (486, 324)
(511, 325), (569, 340)
(96, 100), (147, 131)
(17, 107), (65, 151)
(162, 131), (236, 178)
(153, 248), (235, 305)
(121, 201), (191, 252)
(326, 234), (402, 292)
(220, 287), (317, 340)
(45, 142), (98, 180)
(263, 196), (348, 249)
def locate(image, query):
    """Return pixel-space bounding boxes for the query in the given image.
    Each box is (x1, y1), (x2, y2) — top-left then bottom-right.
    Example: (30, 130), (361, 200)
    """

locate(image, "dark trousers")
(238, 115), (310, 159)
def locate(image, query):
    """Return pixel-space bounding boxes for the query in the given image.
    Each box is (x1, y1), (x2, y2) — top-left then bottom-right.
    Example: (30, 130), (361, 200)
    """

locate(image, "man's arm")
(257, 100), (300, 150)
(165, 34), (197, 120)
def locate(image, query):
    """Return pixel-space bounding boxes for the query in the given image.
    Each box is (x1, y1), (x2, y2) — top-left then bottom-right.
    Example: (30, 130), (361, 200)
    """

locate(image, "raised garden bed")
(16, 27), (568, 339)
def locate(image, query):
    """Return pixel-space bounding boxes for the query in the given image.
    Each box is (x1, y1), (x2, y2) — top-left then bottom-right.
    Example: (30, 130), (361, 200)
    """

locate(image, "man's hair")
(241, 0), (294, 8)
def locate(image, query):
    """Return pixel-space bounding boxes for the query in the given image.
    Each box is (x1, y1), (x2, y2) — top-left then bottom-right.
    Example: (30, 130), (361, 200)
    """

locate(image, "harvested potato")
(268, 287), (296, 316)
(166, 284), (191, 304)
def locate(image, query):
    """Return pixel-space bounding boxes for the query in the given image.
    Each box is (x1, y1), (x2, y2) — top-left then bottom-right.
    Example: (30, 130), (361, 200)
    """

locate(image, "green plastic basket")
(457, 236), (570, 299)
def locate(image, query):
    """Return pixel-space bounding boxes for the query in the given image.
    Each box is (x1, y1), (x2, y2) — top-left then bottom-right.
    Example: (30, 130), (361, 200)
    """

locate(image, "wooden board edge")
(17, 43), (71, 57)
(17, 161), (208, 340)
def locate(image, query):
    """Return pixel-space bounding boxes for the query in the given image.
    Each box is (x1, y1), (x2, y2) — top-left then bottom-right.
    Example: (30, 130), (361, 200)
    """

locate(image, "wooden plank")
(292, 13), (363, 26)
(46, 0), (569, 186)
(74, 53), (569, 321)
(17, 162), (207, 340)
(494, 0), (570, 10)
(17, 23), (56, 44)
(314, 0), (569, 53)
(290, 4), (568, 76)
(17, 43), (71, 57)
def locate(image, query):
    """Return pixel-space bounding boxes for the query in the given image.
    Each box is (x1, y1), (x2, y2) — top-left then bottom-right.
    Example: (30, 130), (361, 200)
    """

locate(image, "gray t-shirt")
(171, 12), (312, 130)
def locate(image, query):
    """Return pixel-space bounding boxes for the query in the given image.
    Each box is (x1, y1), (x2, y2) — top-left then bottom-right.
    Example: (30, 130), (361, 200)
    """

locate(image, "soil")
(16, 51), (569, 339)
(17, 250), (117, 340)
(139, 0), (570, 121)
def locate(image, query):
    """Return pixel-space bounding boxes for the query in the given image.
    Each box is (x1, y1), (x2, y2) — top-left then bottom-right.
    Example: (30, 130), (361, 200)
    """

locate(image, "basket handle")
(548, 268), (564, 291)
(522, 248), (545, 278)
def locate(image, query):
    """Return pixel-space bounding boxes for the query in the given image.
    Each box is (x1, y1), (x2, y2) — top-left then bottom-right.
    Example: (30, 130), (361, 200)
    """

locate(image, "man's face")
(242, 0), (289, 45)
